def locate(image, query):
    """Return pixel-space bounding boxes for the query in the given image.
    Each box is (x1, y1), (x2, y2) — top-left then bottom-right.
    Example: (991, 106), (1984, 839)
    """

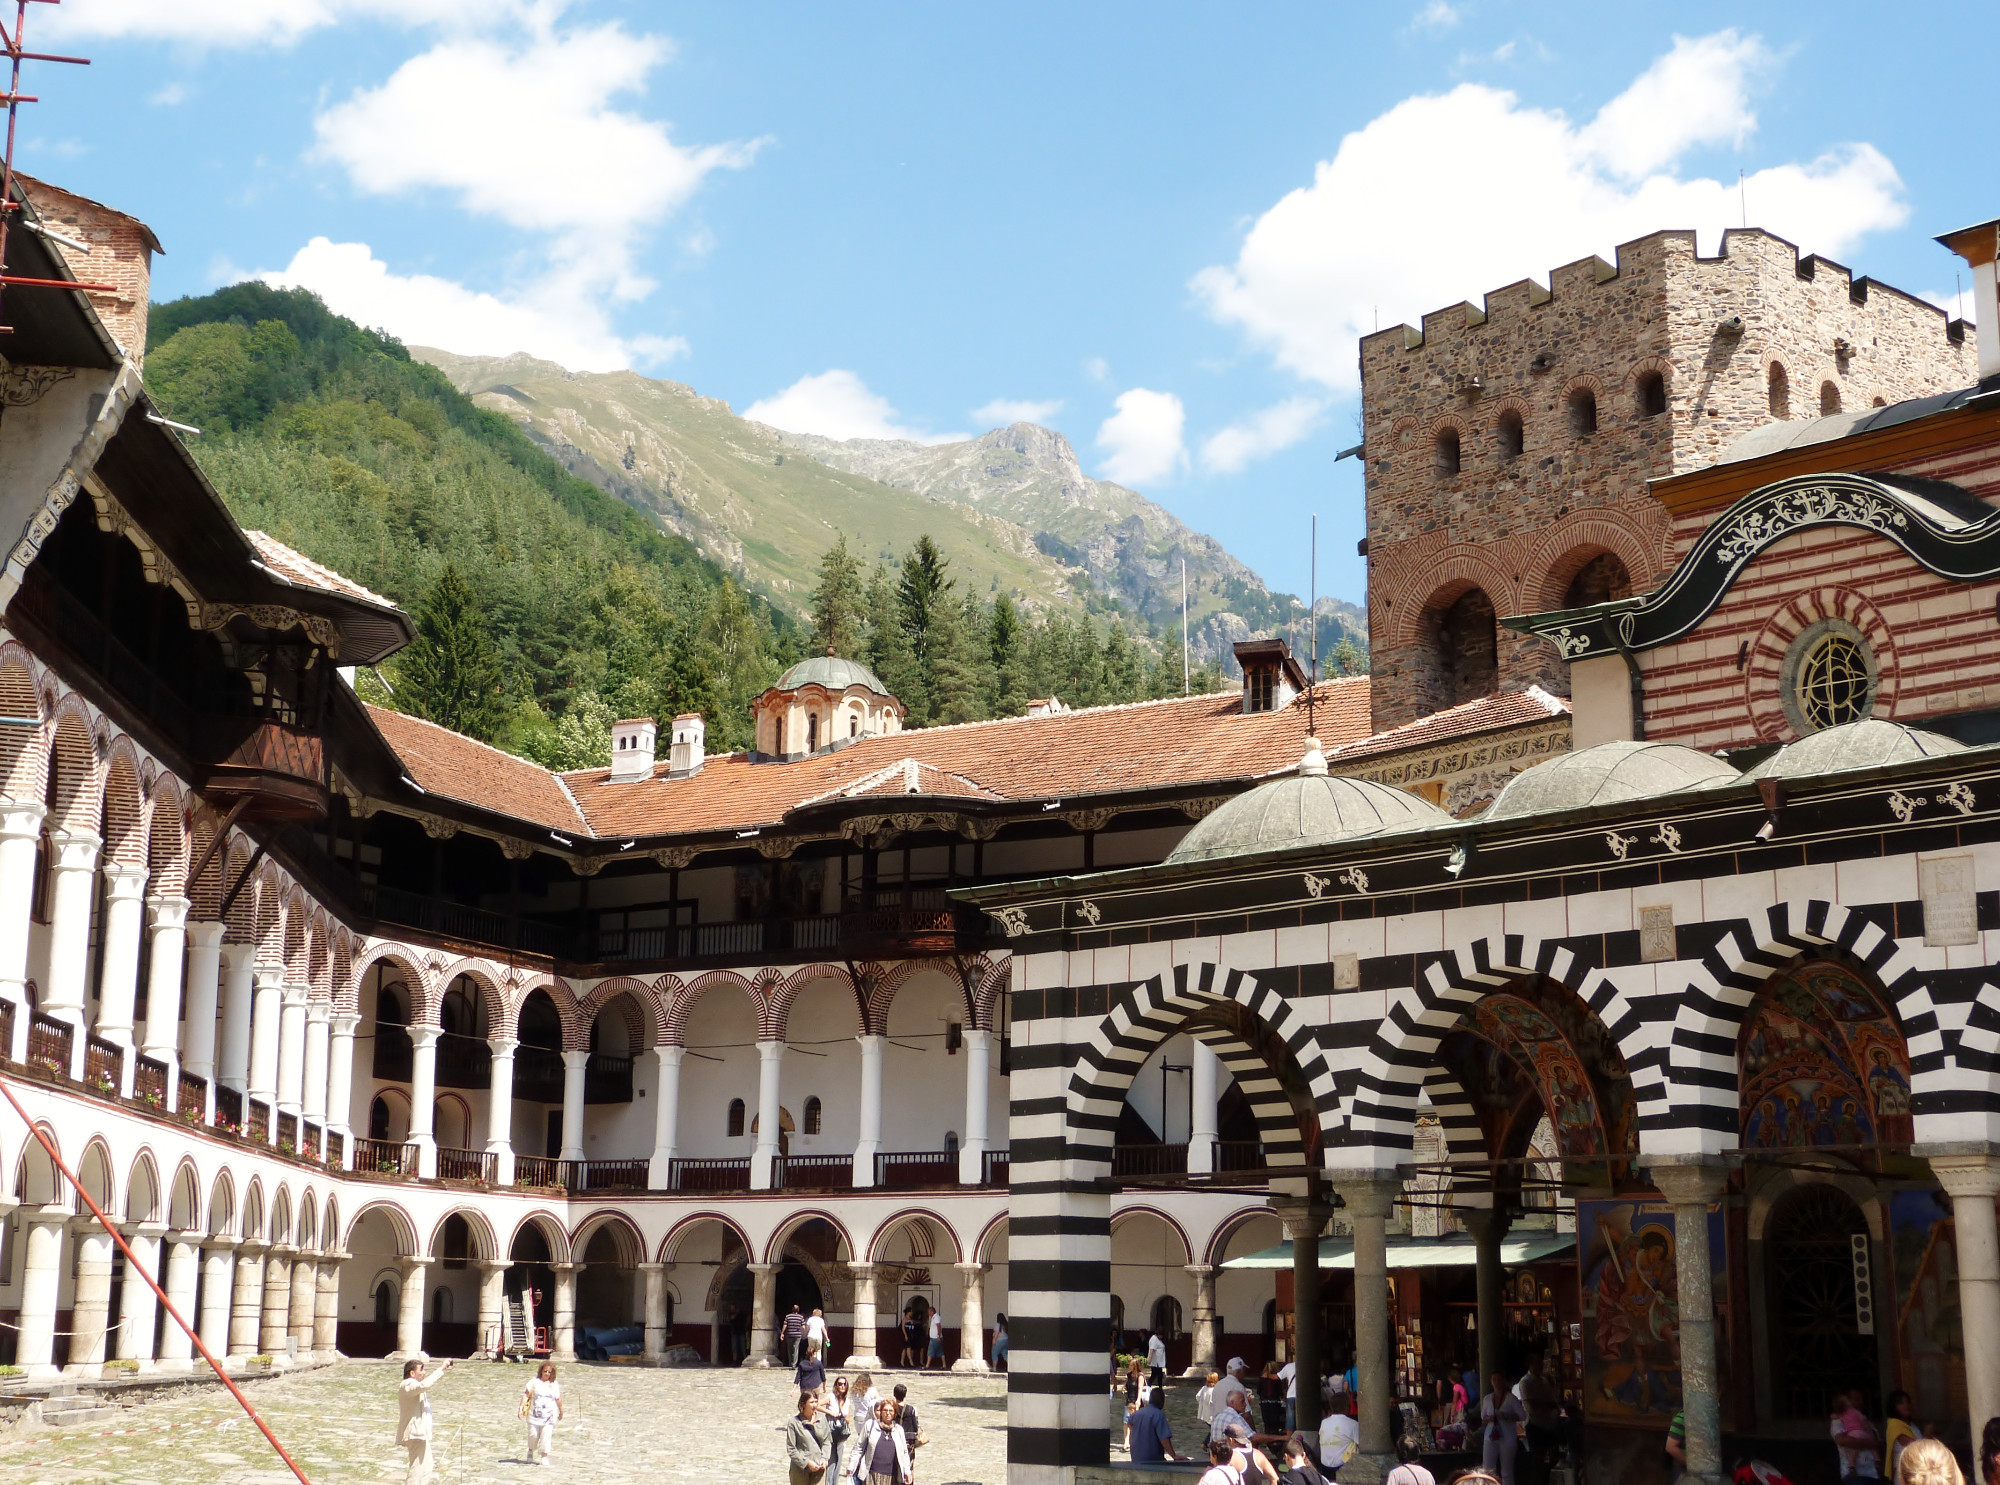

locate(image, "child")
(520, 1361), (564, 1466)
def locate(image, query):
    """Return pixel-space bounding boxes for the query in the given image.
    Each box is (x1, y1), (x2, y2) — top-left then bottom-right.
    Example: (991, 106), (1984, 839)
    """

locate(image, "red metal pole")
(0, 1070), (314, 1484)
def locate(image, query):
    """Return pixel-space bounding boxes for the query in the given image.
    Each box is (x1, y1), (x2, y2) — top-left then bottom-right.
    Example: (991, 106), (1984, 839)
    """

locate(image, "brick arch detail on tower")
(1524, 509), (1659, 612)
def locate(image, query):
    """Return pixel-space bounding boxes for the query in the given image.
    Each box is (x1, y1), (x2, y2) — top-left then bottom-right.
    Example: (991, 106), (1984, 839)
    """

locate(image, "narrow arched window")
(849, 714), (860, 738)
(806, 713), (819, 753)
(1635, 370), (1666, 417)
(368, 1095), (391, 1141)
(803, 1096), (822, 1135)
(374, 1280), (395, 1327)
(1434, 428), (1460, 478)
(1496, 410), (1523, 462)
(1820, 381), (1841, 415)
(727, 1098), (746, 1137)
(944, 1130), (960, 1156)
(1567, 389), (1597, 436)
(1769, 362), (1790, 419)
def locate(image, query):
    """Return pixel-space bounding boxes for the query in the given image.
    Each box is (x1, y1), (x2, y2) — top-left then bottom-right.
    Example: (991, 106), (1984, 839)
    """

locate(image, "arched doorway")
(1764, 1184), (1873, 1418)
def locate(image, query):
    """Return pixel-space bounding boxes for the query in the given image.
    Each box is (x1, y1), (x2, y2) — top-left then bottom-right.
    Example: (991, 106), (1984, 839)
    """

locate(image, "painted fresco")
(1739, 962), (1912, 1150)
(1889, 1188), (1965, 1422)
(1473, 993), (1618, 1156)
(1578, 1199), (1726, 1427)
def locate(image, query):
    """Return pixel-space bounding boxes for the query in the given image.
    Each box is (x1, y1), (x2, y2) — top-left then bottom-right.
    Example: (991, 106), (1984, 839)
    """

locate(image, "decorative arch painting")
(1739, 961), (1912, 1150)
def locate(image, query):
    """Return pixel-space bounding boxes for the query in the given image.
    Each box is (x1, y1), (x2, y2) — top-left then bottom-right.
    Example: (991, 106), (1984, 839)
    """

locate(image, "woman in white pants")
(1480, 1371), (1525, 1485)
(520, 1361), (564, 1465)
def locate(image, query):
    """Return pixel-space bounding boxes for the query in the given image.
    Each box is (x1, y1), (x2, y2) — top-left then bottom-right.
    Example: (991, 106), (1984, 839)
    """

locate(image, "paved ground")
(0, 1361), (1031, 1485)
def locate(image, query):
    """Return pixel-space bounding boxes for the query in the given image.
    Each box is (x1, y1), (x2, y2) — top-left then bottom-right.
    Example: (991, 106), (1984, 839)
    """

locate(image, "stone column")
(302, 1003), (331, 1127)
(1277, 1198), (1332, 1437)
(140, 894), (191, 1095)
(1336, 1175), (1402, 1477)
(959, 1028), (993, 1184)
(853, 1034), (885, 1187)
(550, 1263), (578, 1361)
(42, 828), (102, 1078)
(66, 1220), (114, 1376)
(640, 1261), (668, 1360)
(199, 1238), (238, 1361)
(1185, 1263), (1218, 1378)
(115, 1222), (166, 1369)
(260, 1244), (296, 1357)
(1188, 1040), (1220, 1175)
(558, 1049), (589, 1162)
(289, 1248), (318, 1359)
(750, 1039), (784, 1190)
(408, 1025), (442, 1178)
(1461, 1205), (1511, 1392)
(744, 1261), (778, 1367)
(246, 963), (284, 1123)
(159, 1230), (203, 1372)
(229, 1239), (268, 1358)
(314, 1251), (347, 1359)
(327, 1012), (360, 1155)
(486, 1035), (518, 1186)
(648, 1045), (682, 1189)
(1650, 1162), (1731, 1485)
(474, 1258), (511, 1358)
(216, 942), (256, 1093)
(16, 1206), (68, 1378)
(396, 1256), (434, 1358)
(953, 1262), (987, 1372)
(275, 982), (308, 1123)
(1933, 1155), (2000, 1433)
(180, 922), (226, 1092)
(0, 799), (46, 1060)
(94, 864), (149, 1066)
(845, 1262), (882, 1368)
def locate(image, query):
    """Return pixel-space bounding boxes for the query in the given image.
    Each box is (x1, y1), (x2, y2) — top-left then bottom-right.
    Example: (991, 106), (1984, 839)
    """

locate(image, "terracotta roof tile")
(1329, 686), (1569, 767)
(248, 531), (397, 609)
(365, 704), (586, 834)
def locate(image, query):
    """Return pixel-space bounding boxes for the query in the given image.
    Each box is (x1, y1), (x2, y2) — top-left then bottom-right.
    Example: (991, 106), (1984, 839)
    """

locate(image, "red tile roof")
(364, 705), (587, 835)
(248, 531), (396, 609)
(1329, 686), (1568, 767)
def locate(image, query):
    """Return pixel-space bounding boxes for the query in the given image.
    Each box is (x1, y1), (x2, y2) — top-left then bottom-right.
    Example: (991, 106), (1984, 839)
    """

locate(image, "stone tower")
(1359, 227), (1973, 732)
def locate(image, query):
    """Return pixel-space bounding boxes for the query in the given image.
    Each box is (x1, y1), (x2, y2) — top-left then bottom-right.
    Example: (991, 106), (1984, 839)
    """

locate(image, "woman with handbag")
(826, 1375), (854, 1481)
(849, 1396), (913, 1485)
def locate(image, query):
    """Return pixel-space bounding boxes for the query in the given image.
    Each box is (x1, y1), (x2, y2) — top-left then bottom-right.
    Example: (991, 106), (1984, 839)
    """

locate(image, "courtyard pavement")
(0, 1360), (1024, 1485)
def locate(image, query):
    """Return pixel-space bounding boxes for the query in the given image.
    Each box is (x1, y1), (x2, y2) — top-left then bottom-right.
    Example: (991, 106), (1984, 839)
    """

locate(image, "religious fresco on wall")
(1889, 1187), (1966, 1422)
(1739, 961), (1912, 1150)
(1465, 983), (1638, 1158)
(1578, 1199), (1726, 1428)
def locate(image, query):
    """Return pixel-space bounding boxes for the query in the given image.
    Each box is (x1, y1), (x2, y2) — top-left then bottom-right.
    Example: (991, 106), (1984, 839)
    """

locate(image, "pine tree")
(809, 534), (867, 658)
(989, 593), (1027, 717)
(926, 589), (979, 725)
(399, 563), (506, 740)
(896, 537), (957, 723)
(865, 564), (921, 717)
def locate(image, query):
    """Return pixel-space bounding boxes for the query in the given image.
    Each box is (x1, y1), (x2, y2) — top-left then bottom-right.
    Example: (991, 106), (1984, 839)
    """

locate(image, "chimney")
(609, 717), (657, 782)
(13, 174), (161, 364)
(1025, 697), (1069, 718)
(1938, 217), (2000, 385)
(1233, 637), (1308, 714)
(669, 713), (706, 776)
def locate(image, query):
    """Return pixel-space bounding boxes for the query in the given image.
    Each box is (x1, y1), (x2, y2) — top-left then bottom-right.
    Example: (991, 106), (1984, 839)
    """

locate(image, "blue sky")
(27, 1), (2000, 608)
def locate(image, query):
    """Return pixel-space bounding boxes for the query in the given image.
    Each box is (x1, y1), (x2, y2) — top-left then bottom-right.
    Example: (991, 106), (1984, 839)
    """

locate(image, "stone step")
(38, 1399), (120, 1427)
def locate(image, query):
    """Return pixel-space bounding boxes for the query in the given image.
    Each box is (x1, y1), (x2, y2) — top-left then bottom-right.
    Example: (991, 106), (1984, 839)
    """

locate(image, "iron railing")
(876, 1150), (958, 1189)
(133, 1053), (169, 1108)
(668, 1157), (752, 1192)
(777, 1153), (853, 1191)
(436, 1146), (496, 1184)
(25, 1012), (70, 1075)
(352, 1138), (417, 1177)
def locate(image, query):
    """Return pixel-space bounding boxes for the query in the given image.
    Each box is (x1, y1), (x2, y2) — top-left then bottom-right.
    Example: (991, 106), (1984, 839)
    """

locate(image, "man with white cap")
(1213, 1357), (1251, 1417)
(1209, 1370), (1255, 1447)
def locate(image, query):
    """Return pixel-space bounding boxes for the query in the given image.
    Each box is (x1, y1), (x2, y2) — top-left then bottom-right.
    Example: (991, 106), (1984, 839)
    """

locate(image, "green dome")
(1168, 740), (1451, 865)
(774, 654), (892, 696)
(1741, 719), (1966, 781)
(1484, 741), (1739, 821)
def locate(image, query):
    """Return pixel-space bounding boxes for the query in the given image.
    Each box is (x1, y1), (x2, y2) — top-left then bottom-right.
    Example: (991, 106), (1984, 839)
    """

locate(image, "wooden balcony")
(513, 1155), (569, 1191)
(777, 1153), (853, 1191)
(83, 1034), (122, 1094)
(876, 1149), (958, 1189)
(199, 716), (328, 824)
(25, 1012), (70, 1076)
(133, 1053), (169, 1109)
(668, 1157), (751, 1193)
(352, 1138), (417, 1178)
(436, 1146), (496, 1184)
(1114, 1143), (1190, 1178)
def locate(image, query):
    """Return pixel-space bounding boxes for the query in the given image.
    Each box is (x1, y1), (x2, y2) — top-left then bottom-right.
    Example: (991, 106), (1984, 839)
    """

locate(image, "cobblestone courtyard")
(0, 1362), (1023, 1485)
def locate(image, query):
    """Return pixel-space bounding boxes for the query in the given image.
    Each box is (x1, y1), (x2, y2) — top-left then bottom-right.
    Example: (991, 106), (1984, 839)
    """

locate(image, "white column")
(302, 1003), (331, 1125)
(1934, 1155), (2000, 1433)
(228, 1240), (267, 1357)
(66, 1220), (114, 1376)
(844, 1262), (882, 1368)
(159, 1230), (202, 1373)
(259, 1246), (294, 1357)
(246, 964), (284, 1129)
(327, 1012), (360, 1155)
(140, 893), (190, 1081)
(199, 1238), (238, 1360)
(953, 1262), (987, 1372)
(486, 1036), (518, 1186)
(853, 1034), (884, 1187)
(42, 827), (101, 1078)
(314, 1252), (346, 1358)
(551, 1263), (578, 1361)
(275, 981), (308, 1123)
(959, 1028), (992, 1184)
(559, 1048), (589, 1162)
(1188, 1040), (1220, 1175)
(216, 943), (256, 1093)
(1186, 1263), (1218, 1378)
(94, 863), (149, 1055)
(648, 1044), (682, 1189)
(751, 1037), (784, 1190)
(744, 1262), (777, 1368)
(474, 1258), (510, 1358)
(16, 1206), (67, 1378)
(409, 1025), (441, 1178)
(395, 1256), (433, 1358)
(0, 800), (46, 1061)
(640, 1262), (667, 1359)
(115, 1223), (166, 1369)
(179, 922), (225, 1092)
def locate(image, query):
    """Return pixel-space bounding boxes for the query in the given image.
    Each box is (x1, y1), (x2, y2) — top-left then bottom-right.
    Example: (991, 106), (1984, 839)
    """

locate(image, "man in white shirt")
(1146, 1331), (1168, 1396)
(804, 1307), (829, 1353)
(928, 1306), (946, 1369)
(1212, 1357), (1251, 1416)
(1319, 1411), (1361, 1474)
(1277, 1360), (1297, 1434)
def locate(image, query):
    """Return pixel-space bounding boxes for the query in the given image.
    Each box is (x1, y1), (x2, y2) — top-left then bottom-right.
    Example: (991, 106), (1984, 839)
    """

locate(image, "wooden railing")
(177, 1069), (207, 1120)
(436, 1146), (496, 1184)
(434, 1030), (491, 1090)
(1114, 1143), (1190, 1178)
(876, 1150), (958, 1189)
(364, 883), (572, 958)
(25, 1012), (71, 1075)
(1217, 1141), (1265, 1172)
(576, 1159), (648, 1192)
(277, 1112), (299, 1151)
(83, 1034), (122, 1093)
(133, 1053), (169, 1109)
(512, 1045), (565, 1103)
(214, 1084), (243, 1133)
(513, 1155), (571, 1190)
(778, 1153), (853, 1191)
(668, 1157), (752, 1192)
(0, 999), (14, 1058)
(303, 1122), (325, 1160)
(352, 1138), (417, 1177)
(584, 1053), (632, 1105)
(246, 1100), (271, 1142)
(982, 1150), (1011, 1188)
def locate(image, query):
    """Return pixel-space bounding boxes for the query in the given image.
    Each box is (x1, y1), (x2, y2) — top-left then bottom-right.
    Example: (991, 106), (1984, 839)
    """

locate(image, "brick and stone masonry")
(1360, 227), (1974, 731)
(14, 172), (159, 362)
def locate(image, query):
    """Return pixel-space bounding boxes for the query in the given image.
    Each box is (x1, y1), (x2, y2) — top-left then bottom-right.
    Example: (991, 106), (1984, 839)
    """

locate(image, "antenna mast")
(1306, 513), (1318, 738)
(0, 3), (106, 334)
(1181, 557), (1188, 696)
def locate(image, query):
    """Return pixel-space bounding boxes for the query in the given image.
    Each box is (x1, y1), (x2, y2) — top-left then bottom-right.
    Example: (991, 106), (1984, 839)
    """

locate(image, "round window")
(1779, 618), (1876, 735)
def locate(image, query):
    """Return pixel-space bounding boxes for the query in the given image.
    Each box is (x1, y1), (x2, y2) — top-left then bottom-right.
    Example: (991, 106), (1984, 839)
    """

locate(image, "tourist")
(1278, 1435), (1327, 1485)
(899, 1308), (920, 1369)
(784, 1304), (808, 1368)
(851, 1372), (881, 1438)
(1126, 1387), (1181, 1464)
(992, 1313), (1008, 1372)
(1318, 1407), (1361, 1474)
(518, 1360), (563, 1467)
(893, 1380), (925, 1473)
(827, 1375), (855, 1482)
(1481, 1370), (1526, 1485)
(1385, 1435), (1438, 1485)
(396, 1357), (452, 1485)
(1897, 1438), (1965, 1485)
(1200, 1437), (1243, 1485)
(1833, 1388), (1881, 1479)
(1982, 1418), (2000, 1485)
(1227, 1421), (1279, 1484)
(1885, 1391), (1926, 1477)
(1517, 1354), (1560, 1485)
(1210, 1386), (1255, 1447)
(1277, 1358), (1297, 1435)
(927, 1305), (946, 1370)
(1148, 1328), (1169, 1397)
(1666, 1411), (1686, 1481)
(1260, 1361), (1286, 1434)
(786, 1389), (833, 1485)
(850, 1396), (913, 1485)
(806, 1306), (830, 1356)
(1126, 1355), (1148, 1410)
(1213, 1357), (1252, 1417)
(797, 1340), (828, 1397)
(1198, 1371), (1220, 1428)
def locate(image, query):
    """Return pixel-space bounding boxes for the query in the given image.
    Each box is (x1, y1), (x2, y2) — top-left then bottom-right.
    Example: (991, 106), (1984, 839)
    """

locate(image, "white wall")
(679, 986), (760, 1161)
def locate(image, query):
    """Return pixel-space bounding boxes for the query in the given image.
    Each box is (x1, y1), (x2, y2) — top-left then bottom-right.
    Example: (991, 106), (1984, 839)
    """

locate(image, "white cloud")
(149, 82), (191, 106)
(1083, 356), (1111, 384)
(743, 370), (963, 445)
(49, 0), (553, 47)
(1096, 388), (1187, 487)
(1199, 396), (1327, 474)
(1193, 30), (1909, 392)
(1920, 287), (1974, 323)
(1412, 2), (1460, 33)
(258, 237), (684, 371)
(972, 398), (1064, 427)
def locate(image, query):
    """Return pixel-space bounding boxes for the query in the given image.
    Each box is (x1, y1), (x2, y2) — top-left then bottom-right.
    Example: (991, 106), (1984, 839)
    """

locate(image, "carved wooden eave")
(1335, 716), (1572, 791)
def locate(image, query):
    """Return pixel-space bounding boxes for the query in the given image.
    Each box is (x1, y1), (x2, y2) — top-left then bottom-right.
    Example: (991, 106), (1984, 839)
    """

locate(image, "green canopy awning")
(1220, 1232), (1574, 1270)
